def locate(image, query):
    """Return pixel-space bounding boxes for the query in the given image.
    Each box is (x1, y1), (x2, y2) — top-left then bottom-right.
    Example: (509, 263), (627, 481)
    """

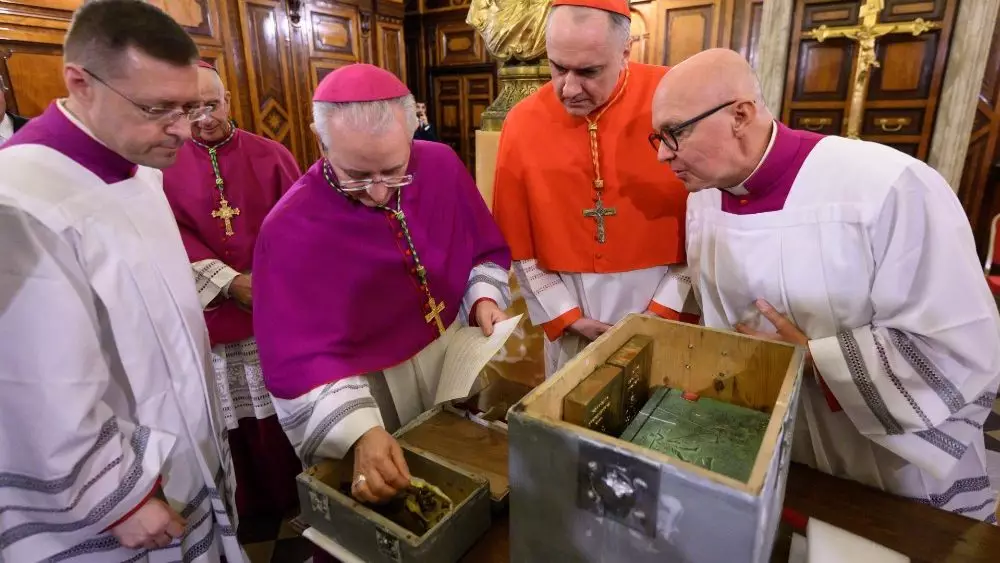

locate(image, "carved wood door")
(781, 0), (959, 160)
(433, 72), (494, 171)
(958, 4), (1000, 260)
(627, 0), (762, 67)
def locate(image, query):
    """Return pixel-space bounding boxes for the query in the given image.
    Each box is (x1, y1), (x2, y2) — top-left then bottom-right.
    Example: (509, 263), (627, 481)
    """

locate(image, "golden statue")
(467, 0), (553, 130)
(467, 0), (550, 62)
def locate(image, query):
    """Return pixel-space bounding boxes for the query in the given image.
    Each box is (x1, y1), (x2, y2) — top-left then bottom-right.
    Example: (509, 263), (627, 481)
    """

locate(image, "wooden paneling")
(656, 0), (727, 67)
(238, 0), (299, 160)
(958, 3), (1000, 260)
(781, 0), (958, 161)
(376, 16), (406, 82)
(435, 21), (487, 66)
(432, 71), (494, 170)
(0, 1), (77, 117)
(0, 0), (405, 170)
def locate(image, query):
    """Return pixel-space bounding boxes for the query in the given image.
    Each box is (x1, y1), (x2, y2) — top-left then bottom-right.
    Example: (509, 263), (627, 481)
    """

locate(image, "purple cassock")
(722, 122), (824, 215)
(162, 129), (301, 346)
(0, 102), (136, 182)
(254, 140), (512, 400)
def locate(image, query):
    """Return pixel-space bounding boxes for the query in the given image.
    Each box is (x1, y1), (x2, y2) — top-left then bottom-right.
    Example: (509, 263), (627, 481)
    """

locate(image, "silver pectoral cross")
(583, 196), (617, 244)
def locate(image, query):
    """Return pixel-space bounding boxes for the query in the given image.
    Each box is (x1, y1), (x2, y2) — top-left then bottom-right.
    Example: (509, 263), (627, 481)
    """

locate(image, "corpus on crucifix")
(804, 0), (940, 140)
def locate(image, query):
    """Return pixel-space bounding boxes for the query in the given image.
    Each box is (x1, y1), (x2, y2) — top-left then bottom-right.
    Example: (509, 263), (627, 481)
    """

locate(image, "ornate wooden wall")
(0, 0), (407, 169)
(404, 0), (494, 172)
(628, 0), (763, 67)
(780, 0), (958, 160)
(958, 3), (1000, 260)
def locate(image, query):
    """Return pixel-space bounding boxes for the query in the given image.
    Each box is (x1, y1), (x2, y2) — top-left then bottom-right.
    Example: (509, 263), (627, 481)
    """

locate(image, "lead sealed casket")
(297, 405), (510, 562)
(508, 314), (806, 563)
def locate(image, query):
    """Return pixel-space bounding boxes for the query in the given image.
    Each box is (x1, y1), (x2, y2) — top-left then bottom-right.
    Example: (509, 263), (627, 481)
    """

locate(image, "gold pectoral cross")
(212, 197), (241, 237)
(583, 192), (617, 244)
(425, 296), (446, 335)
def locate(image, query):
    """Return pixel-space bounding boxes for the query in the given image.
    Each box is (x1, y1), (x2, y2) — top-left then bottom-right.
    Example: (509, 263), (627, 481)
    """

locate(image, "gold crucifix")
(424, 296), (446, 335)
(212, 197), (241, 237)
(804, 0), (940, 139)
(583, 190), (617, 244)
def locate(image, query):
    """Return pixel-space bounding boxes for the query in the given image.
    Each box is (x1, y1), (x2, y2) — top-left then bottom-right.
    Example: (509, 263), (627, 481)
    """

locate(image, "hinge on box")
(577, 440), (660, 537)
(375, 526), (402, 562)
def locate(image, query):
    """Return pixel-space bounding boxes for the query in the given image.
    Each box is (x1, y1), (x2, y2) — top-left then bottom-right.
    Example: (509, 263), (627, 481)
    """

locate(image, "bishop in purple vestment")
(162, 63), (302, 522)
(652, 48), (1000, 524)
(253, 64), (512, 520)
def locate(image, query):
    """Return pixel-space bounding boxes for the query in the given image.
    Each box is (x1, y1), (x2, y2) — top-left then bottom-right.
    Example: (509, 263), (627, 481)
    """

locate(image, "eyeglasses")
(337, 174), (414, 192)
(83, 68), (211, 124)
(649, 100), (737, 152)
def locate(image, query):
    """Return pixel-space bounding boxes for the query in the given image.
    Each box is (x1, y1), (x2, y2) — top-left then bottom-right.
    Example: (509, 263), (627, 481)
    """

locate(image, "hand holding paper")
(434, 314), (524, 405)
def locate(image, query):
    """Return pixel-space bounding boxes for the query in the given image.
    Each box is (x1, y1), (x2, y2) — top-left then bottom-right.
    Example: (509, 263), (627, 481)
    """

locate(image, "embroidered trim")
(838, 331), (904, 435)
(888, 328), (965, 413)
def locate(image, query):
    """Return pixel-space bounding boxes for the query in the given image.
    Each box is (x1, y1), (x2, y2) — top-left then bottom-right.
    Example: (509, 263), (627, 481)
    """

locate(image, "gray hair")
(546, 6), (632, 49)
(312, 94), (418, 148)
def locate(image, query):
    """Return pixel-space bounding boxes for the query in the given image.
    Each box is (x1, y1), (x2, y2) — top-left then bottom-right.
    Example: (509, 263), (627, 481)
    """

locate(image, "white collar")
(0, 113), (13, 143)
(721, 121), (778, 196)
(57, 99), (113, 148)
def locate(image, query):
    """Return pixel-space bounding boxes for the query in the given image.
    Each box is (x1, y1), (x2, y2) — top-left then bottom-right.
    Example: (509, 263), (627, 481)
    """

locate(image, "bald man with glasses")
(0, 1), (247, 561)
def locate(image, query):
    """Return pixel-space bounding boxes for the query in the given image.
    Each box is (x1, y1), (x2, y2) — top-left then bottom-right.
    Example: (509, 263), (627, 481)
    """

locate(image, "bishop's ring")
(352, 474), (367, 489)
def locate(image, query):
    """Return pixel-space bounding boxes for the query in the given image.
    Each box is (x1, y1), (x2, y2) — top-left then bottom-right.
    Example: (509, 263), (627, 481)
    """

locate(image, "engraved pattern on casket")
(375, 527), (402, 562)
(308, 490), (331, 521)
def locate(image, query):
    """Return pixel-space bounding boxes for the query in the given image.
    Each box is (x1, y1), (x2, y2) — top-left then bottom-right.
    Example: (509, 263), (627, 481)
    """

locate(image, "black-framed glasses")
(649, 100), (737, 152)
(82, 68), (210, 124)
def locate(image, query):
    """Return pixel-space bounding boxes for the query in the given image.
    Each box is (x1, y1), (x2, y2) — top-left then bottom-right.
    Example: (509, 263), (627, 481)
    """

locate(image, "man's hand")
(568, 317), (612, 341)
(352, 426), (412, 504)
(111, 498), (186, 551)
(475, 300), (508, 336)
(734, 299), (809, 349)
(228, 274), (252, 310)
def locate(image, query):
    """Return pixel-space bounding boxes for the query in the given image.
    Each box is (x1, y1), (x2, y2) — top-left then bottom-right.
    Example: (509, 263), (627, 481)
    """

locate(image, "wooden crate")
(298, 445), (491, 563)
(508, 314), (806, 563)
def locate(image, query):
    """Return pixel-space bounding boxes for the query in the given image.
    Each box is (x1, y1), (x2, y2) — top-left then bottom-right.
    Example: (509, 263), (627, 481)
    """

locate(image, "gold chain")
(585, 67), (630, 193)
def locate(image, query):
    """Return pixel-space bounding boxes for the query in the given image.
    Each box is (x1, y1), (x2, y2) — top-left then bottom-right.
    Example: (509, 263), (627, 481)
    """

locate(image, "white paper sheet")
(807, 518), (909, 563)
(434, 314), (524, 405)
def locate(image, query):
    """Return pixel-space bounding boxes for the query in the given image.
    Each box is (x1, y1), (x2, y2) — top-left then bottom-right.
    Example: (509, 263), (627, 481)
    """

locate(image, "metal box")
(298, 445), (491, 563)
(395, 405), (511, 512)
(508, 314), (806, 563)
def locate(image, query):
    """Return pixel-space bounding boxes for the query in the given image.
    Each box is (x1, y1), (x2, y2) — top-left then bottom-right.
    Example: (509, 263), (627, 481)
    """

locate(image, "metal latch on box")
(577, 440), (659, 537)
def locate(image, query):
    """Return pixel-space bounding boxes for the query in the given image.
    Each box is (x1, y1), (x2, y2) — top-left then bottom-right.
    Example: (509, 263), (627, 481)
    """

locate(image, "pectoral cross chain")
(212, 197), (241, 237)
(424, 295), (446, 334)
(583, 191), (617, 244)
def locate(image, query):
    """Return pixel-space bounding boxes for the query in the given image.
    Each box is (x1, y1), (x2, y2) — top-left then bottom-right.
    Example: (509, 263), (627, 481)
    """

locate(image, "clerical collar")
(0, 100), (137, 183)
(722, 120), (777, 196)
(192, 126), (237, 151)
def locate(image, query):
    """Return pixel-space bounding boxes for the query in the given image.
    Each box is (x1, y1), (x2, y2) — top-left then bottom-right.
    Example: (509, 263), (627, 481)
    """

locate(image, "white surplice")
(192, 260), (273, 428)
(685, 136), (1000, 521)
(274, 263), (510, 465)
(513, 260), (695, 377)
(0, 142), (246, 560)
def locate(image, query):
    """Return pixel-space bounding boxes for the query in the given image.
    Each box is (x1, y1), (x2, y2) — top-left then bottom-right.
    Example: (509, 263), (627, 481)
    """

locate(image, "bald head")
(651, 49), (774, 193)
(192, 66), (231, 143)
(654, 48), (765, 117)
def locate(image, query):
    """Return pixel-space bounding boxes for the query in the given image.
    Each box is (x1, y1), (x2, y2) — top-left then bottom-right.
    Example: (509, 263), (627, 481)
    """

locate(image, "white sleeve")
(809, 162), (1000, 480)
(459, 261), (512, 324)
(0, 204), (172, 562)
(192, 258), (240, 308)
(649, 265), (700, 316)
(512, 259), (580, 326)
(272, 376), (384, 466)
